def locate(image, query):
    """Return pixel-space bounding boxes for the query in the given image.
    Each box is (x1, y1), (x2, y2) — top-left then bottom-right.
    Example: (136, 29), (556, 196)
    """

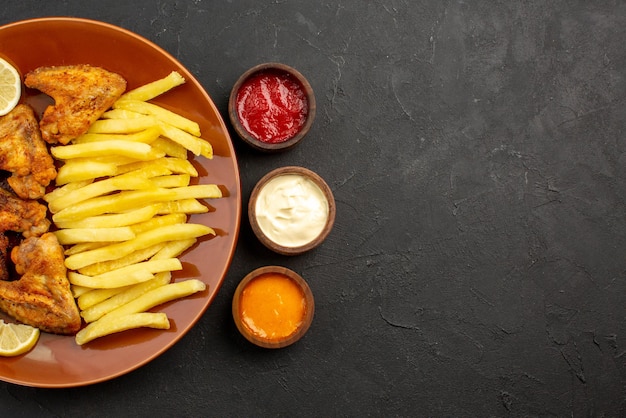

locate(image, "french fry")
(75, 312), (170, 345)
(114, 100), (201, 136)
(87, 115), (158, 134)
(80, 272), (172, 323)
(48, 165), (170, 213)
(150, 136), (188, 159)
(116, 71), (185, 102)
(55, 204), (161, 230)
(65, 242), (109, 256)
(53, 185), (220, 222)
(51, 140), (164, 161)
(64, 223), (215, 270)
(151, 239), (197, 260)
(78, 243), (166, 276)
(157, 199), (208, 215)
(74, 126), (161, 144)
(99, 279), (206, 320)
(100, 108), (144, 120)
(199, 139), (213, 159)
(129, 213), (187, 235)
(113, 71), (185, 102)
(158, 121), (203, 156)
(116, 157), (198, 177)
(49, 178), (152, 214)
(160, 158), (199, 176)
(55, 161), (117, 185)
(167, 184), (221, 200)
(71, 285), (92, 298)
(52, 189), (173, 222)
(69, 155), (140, 167)
(69, 269), (154, 288)
(68, 258), (182, 288)
(55, 227), (135, 245)
(78, 286), (130, 310)
(44, 179), (93, 203)
(150, 174), (191, 188)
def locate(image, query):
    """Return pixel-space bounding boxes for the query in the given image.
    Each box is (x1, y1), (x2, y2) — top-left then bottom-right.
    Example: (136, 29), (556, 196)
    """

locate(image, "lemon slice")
(0, 319), (40, 356)
(0, 57), (21, 116)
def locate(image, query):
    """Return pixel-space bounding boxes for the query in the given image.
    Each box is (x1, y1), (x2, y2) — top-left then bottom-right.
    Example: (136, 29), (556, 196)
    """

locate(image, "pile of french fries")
(43, 71), (221, 345)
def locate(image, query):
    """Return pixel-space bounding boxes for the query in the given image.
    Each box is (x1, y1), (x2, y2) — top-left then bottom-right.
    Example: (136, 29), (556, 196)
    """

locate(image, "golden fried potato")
(116, 71), (185, 102)
(64, 223), (215, 270)
(117, 157), (198, 177)
(55, 161), (117, 185)
(68, 258), (182, 288)
(74, 126), (161, 144)
(48, 165), (170, 213)
(150, 136), (188, 159)
(54, 204), (161, 229)
(99, 279), (206, 320)
(157, 199), (208, 215)
(151, 238), (197, 260)
(54, 227), (135, 245)
(80, 272), (172, 322)
(114, 100), (201, 136)
(87, 115), (157, 134)
(150, 174), (191, 188)
(51, 140), (164, 160)
(75, 312), (170, 345)
(78, 243), (165, 276)
(77, 286), (129, 310)
(53, 185), (220, 222)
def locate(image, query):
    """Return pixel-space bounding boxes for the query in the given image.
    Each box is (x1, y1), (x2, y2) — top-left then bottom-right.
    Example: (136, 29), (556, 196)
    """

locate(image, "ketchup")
(235, 69), (308, 144)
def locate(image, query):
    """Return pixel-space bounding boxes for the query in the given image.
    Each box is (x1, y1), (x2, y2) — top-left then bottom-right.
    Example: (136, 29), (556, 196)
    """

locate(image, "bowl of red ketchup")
(228, 62), (316, 152)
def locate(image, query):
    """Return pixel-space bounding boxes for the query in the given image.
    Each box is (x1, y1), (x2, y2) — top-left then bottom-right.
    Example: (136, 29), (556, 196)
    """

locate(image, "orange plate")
(0, 17), (241, 388)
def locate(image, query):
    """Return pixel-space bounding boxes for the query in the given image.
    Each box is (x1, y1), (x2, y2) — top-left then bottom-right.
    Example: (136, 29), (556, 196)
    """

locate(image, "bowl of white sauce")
(248, 166), (335, 255)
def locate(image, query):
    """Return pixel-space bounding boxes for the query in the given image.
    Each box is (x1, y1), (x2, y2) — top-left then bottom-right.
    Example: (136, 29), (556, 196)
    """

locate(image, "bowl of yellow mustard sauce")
(232, 266), (314, 349)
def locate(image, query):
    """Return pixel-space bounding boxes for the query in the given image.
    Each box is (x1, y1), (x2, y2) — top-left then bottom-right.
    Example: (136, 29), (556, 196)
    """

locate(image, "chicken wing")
(0, 188), (50, 238)
(24, 64), (127, 144)
(0, 104), (56, 199)
(0, 233), (81, 335)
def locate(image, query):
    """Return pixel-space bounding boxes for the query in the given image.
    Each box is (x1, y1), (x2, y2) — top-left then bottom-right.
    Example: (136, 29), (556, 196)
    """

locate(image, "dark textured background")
(1, 1), (626, 416)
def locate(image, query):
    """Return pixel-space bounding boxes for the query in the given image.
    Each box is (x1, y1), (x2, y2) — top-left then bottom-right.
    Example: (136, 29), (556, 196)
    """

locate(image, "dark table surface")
(1, 1), (625, 416)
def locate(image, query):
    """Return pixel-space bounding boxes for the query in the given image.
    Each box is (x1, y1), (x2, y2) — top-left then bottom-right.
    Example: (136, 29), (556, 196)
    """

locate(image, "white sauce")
(255, 174), (329, 248)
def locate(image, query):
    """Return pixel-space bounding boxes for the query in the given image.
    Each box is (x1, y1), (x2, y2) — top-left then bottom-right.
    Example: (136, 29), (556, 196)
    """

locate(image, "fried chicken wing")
(24, 64), (127, 144)
(0, 233), (81, 335)
(0, 188), (50, 238)
(0, 104), (56, 199)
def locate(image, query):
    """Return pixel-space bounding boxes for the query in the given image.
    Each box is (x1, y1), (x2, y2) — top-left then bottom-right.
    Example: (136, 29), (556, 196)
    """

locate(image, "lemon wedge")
(0, 319), (40, 356)
(0, 57), (21, 116)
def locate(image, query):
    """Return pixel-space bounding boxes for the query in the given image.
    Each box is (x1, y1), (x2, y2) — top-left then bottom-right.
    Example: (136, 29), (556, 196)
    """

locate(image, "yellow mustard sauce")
(240, 273), (306, 340)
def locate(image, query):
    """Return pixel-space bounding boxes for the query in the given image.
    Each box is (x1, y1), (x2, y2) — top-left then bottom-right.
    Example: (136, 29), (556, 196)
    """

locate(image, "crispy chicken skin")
(0, 188), (50, 238)
(0, 104), (56, 199)
(0, 233), (8, 281)
(0, 233), (81, 335)
(24, 64), (127, 144)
